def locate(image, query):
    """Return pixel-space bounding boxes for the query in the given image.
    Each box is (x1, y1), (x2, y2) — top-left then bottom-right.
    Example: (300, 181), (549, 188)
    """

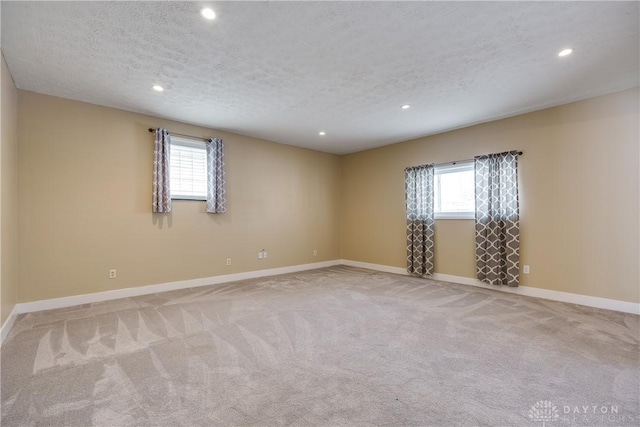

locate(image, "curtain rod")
(433, 151), (523, 167)
(148, 128), (209, 142)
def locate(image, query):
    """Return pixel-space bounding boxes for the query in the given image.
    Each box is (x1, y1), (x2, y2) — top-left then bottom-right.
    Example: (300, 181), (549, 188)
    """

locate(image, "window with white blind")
(170, 137), (207, 200)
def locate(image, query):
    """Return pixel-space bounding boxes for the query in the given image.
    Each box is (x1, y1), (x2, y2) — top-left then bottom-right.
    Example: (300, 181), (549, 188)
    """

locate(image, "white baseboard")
(0, 306), (18, 345)
(431, 272), (640, 315)
(13, 260), (342, 316)
(0, 260), (341, 345)
(2, 258), (637, 345)
(340, 259), (408, 276)
(340, 260), (639, 315)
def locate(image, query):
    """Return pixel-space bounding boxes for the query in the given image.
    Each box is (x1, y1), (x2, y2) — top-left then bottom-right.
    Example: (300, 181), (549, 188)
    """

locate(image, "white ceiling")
(1, 1), (638, 155)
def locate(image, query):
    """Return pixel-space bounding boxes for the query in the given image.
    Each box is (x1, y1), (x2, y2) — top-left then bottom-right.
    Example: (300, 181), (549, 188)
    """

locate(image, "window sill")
(435, 212), (475, 220)
(171, 197), (206, 201)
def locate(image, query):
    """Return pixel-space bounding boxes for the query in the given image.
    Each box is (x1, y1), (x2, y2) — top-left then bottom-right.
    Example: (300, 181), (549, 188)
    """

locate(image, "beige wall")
(18, 91), (341, 302)
(341, 88), (640, 304)
(1, 51), (19, 324)
(13, 87), (640, 306)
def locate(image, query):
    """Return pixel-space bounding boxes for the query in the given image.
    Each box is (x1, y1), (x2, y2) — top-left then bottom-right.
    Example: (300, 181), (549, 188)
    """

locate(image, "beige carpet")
(1, 266), (638, 426)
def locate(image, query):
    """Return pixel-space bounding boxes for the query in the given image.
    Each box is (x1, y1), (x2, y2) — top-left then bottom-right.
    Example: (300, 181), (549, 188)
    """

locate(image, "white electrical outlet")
(226, 258), (232, 266)
(109, 269), (117, 279)
(263, 251), (268, 259)
(258, 252), (263, 259)
(313, 249), (317, 256)
(523, 265), (530, 274)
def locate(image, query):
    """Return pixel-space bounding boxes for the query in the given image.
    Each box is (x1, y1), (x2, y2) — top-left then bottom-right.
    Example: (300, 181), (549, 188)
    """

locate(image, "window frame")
(169, 136), (208, 201)
(434, 161), (475, 220)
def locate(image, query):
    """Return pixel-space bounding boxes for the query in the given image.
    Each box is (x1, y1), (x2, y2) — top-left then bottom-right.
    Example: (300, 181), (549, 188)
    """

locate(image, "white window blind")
(170, 137), (207, 200)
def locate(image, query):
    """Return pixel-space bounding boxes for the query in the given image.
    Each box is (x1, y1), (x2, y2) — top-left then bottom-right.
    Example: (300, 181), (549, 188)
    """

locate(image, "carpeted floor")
(1, 266), (638, 426)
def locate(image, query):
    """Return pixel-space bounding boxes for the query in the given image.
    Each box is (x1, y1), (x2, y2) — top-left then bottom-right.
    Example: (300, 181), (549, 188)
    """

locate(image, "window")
(434, 162), (475, 219)
(170, 137), (207, 200)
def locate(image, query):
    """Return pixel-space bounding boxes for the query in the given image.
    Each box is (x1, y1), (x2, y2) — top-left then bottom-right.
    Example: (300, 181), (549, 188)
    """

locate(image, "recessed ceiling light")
(319, 131), (326, 136)
(153, 85), (164, 92)
(558, 48), (573, 57)
(201, 8), (216, 20)
(401, 104), (411, 110)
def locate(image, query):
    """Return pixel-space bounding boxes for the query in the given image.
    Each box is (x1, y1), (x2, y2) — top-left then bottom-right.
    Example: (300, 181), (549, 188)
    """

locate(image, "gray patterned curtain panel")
(474, 151), (520, 287)
(152, 128), (171, 213)
(405, 164), (435, 276)
(206, 138), (227, 214)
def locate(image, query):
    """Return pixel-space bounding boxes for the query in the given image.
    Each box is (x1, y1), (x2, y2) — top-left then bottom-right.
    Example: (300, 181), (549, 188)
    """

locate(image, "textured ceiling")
(2, 1), (639, 154)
